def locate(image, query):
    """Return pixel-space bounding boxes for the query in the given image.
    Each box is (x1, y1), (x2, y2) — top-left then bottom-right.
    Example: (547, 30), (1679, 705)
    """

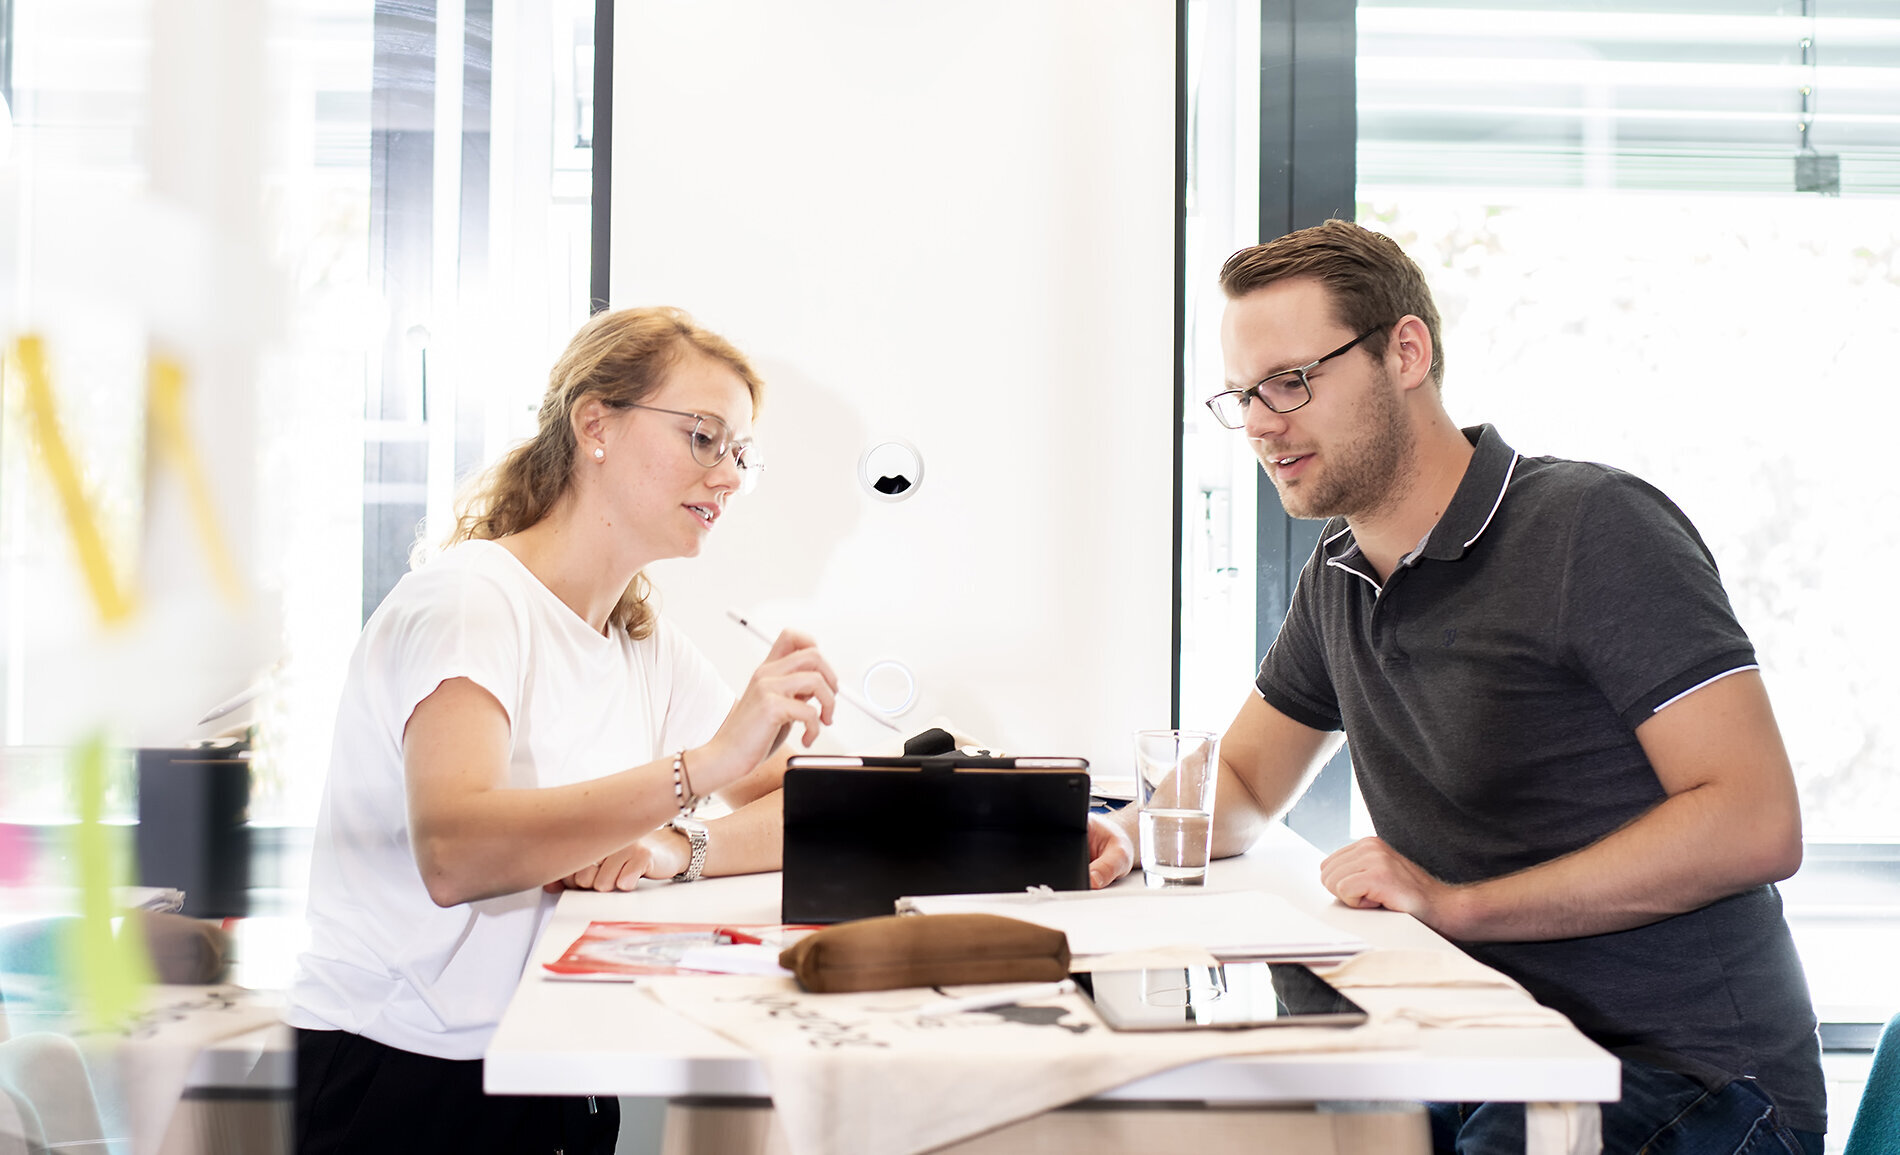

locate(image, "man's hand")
(1319, 836), (1464, 933)
(1087, 812), (1137, 889)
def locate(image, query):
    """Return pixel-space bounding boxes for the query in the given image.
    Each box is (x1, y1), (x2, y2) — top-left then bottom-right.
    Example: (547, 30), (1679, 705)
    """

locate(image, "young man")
(1087, 221), (1825, 1154)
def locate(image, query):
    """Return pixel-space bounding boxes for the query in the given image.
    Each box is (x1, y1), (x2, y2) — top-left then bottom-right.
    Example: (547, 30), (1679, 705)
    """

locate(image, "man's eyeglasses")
(1203, 327), (1381, 429)
(611, 401), (765, 494)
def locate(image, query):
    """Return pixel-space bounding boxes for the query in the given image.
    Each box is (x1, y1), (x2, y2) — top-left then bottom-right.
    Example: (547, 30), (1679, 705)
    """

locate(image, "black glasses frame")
(1203, 327), (1382, 428)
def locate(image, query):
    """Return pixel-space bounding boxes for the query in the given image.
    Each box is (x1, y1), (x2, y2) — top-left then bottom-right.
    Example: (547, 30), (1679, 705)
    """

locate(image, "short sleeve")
(374, 565), (527, 735)
(1558, 472), (1757, 729)
(1256, 545), (1345, 732)
(650, 617), (737, 755)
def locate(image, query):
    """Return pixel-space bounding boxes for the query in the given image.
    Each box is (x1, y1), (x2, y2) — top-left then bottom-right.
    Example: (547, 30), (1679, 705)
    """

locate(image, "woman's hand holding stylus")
(697, 628), (837, 792)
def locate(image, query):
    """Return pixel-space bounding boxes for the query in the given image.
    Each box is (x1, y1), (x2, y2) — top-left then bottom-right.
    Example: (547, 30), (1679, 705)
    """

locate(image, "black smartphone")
(1075, 961), (1368, 1031)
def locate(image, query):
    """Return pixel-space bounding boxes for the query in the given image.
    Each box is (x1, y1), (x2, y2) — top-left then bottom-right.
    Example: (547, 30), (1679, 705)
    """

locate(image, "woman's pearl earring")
(594, 447), (605, 461)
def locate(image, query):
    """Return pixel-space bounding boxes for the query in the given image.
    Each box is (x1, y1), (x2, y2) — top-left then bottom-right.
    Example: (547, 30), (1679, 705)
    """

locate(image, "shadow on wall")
(647, 357), (866, 684)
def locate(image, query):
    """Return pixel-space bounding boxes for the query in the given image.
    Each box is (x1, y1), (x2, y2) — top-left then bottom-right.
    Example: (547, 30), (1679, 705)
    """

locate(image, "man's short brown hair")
(1219, 220), (1444, 388)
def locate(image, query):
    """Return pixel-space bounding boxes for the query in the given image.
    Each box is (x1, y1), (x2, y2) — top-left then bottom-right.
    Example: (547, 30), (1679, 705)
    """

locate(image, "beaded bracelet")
(672, 750), (703, 815)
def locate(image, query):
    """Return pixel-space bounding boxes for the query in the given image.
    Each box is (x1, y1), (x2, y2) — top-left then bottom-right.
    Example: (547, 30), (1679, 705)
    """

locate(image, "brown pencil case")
(778, 913), (1072, 993)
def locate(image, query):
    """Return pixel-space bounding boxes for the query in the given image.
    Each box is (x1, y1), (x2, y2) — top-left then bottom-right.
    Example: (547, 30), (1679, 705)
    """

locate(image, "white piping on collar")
(1321, 522), (1385, 593)
(1324, 553), (1383, 595)
(1463, 452), (1522, 549)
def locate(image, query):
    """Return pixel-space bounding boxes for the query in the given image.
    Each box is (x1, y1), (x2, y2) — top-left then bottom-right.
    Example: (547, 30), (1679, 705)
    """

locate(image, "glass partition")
(0, 1), (596, 929)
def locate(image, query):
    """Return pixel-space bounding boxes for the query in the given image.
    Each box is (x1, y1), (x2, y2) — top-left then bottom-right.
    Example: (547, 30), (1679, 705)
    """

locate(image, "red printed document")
(541, 920), (818, 980)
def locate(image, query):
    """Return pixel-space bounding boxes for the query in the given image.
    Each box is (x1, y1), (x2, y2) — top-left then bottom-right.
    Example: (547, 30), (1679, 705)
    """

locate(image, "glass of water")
(1132, 729), (1220, 888)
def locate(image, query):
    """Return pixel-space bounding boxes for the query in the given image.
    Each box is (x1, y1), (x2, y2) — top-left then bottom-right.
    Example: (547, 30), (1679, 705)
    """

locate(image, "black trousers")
(295, 1027), (619, 1155)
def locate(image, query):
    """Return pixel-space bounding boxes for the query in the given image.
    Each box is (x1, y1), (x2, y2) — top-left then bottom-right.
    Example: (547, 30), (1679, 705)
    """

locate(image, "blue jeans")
(1428, 1056), (1823, 1155)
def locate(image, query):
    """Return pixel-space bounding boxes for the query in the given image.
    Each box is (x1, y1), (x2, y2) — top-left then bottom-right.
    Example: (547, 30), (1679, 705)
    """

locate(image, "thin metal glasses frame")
(612, 400), (764, 491)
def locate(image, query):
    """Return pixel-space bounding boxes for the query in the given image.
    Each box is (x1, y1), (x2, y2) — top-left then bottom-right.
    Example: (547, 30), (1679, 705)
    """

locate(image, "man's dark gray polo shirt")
(1257, 424), (1824, 1131)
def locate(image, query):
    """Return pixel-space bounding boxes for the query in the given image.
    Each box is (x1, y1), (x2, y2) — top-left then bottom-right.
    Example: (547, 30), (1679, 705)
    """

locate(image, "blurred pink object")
(0, 824), (29, 885)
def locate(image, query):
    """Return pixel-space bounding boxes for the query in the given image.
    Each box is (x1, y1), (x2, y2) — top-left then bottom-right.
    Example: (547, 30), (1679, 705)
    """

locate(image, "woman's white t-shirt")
(285, 539), (734, 1059)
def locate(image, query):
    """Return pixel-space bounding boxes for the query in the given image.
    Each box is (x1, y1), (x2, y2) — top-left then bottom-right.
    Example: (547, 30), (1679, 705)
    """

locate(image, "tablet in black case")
(780, 756), (1092, 924)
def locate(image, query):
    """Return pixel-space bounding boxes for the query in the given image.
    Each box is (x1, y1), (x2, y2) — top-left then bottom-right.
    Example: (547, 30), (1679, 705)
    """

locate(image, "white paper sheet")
(895, 888), (1369, 960)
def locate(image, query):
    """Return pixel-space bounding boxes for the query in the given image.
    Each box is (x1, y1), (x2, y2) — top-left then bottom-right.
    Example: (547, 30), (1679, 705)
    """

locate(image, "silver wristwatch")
(668, 817), (709, 883)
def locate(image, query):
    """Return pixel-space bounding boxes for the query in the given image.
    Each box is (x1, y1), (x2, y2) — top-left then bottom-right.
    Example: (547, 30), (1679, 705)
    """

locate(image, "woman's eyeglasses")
(612, 401), (765, 494)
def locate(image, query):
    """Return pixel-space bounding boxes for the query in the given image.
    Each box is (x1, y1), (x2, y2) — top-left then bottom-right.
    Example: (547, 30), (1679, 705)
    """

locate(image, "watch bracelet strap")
(670, 820), (709, 883)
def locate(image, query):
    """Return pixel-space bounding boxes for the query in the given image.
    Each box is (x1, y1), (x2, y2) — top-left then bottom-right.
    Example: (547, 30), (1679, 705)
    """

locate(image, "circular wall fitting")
(860, 659), (918, 716)
(859, 440), (924, 502)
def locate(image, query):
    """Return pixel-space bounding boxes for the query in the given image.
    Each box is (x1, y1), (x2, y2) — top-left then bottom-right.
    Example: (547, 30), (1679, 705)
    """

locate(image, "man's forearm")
(1326, 671), (1806, 944)
(1435, 779), (1801, 942)
(1209, 756), (1302, 858)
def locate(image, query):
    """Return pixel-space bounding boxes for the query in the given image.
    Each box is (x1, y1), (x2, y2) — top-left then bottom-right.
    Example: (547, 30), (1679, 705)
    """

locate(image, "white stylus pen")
(916, 979), (1077, 1018)
(196, 683), (264, 726)
(726, 609), (902, 732)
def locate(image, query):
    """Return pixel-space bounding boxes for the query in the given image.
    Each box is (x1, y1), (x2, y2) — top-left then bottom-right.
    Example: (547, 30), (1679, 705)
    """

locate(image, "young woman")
(286, 307), (836, 1154)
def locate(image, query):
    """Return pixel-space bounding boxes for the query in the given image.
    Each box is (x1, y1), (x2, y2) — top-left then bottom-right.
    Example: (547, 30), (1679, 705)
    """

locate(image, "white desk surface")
(485, 822), (1618, 1106)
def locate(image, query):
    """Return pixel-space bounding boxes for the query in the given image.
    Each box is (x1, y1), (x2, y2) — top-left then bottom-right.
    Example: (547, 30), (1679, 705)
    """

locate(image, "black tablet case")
(781, 760), (1092, 924)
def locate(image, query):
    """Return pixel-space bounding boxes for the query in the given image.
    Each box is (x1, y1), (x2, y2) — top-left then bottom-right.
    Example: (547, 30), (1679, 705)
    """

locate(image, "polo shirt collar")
(1319, 424), (1521, 580)
(1418, 424), (1520, 562)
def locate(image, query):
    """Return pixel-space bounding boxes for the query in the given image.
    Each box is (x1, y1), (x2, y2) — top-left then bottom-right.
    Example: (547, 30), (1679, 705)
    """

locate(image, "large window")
(1179, 0), (1900, 1053)
(0, 0), (596, 931)
(1358, 1), (1900, 845)
(1178, 0), (1263, 739)
(1357, 3), (1900, 1040)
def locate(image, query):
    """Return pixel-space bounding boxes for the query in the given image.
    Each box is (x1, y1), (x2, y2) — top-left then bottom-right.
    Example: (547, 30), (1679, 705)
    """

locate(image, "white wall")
(615, 1), (1177, 774)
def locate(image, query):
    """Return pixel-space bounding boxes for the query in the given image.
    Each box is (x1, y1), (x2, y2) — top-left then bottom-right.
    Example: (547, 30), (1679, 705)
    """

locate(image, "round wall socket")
(860, 659), (918, 716)
(858, 439), (923, 502)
